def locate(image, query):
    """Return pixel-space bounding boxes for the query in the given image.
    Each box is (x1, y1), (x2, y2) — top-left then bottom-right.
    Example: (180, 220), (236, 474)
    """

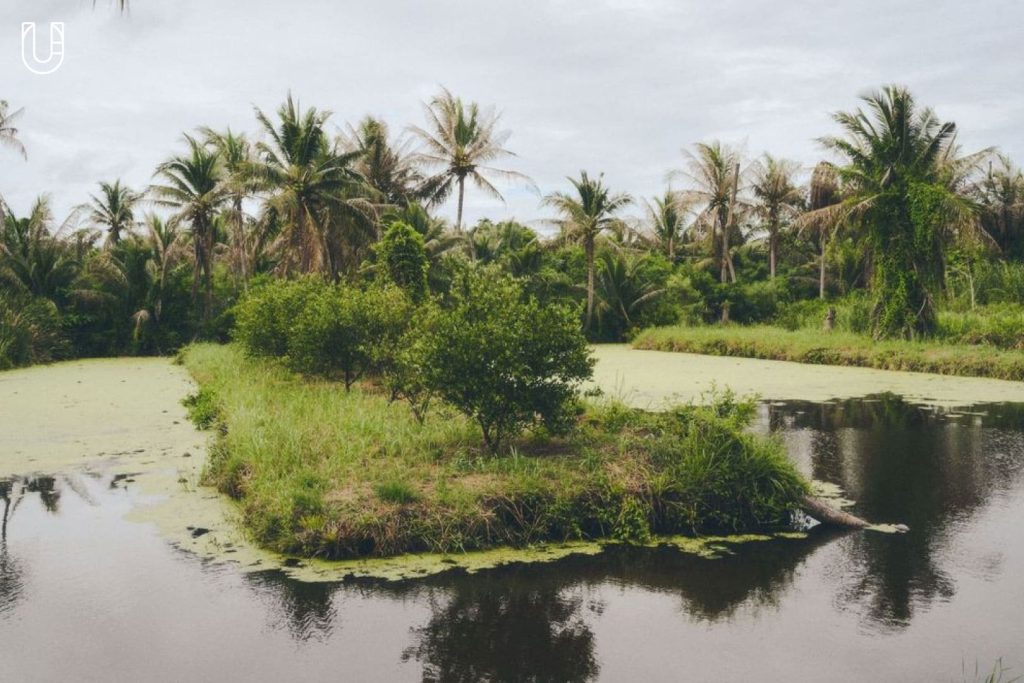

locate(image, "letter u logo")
(21, 22), (65, 75)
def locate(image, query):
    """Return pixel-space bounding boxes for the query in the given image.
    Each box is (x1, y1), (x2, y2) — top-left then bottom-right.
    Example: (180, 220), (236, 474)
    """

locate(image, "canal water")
(2, 384), (1023, 680)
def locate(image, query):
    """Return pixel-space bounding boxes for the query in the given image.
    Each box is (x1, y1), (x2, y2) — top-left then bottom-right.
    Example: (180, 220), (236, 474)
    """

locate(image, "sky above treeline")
(2, 0), (1023, 231)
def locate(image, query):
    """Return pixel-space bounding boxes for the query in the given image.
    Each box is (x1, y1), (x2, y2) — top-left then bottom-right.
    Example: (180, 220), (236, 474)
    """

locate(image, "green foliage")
(377, 221), (429, 301)
(182, 386), (221, 429)
(232, 277), (322, 357)
(422, 269), (594, 452)
(648, 396), (807, 530)
(0, 290), (67, 369)
(234, 277), (414, 390)
(286, 284), (365, 385)
(182, 343), (810, 559)
(634, 322), (1024, 380)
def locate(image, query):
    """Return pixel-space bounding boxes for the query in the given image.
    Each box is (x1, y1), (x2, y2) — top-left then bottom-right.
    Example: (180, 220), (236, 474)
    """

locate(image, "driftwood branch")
(801, 495), (870, 529)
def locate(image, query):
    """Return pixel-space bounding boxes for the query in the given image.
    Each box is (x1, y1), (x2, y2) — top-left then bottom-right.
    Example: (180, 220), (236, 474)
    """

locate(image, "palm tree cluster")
(3, 84), (1024, 368)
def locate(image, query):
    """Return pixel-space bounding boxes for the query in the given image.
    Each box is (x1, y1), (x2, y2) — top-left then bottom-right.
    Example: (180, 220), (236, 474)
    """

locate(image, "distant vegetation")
(3, 86), (1024, 371)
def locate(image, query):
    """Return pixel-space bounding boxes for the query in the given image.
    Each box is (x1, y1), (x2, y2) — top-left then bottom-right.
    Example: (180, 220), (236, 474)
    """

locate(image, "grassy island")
(633, 324), (1024, 381)
(181, 343), (807, 559)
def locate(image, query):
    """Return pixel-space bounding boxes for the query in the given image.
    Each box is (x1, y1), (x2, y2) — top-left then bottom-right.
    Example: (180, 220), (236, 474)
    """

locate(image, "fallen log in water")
(801, 495), (870, 529)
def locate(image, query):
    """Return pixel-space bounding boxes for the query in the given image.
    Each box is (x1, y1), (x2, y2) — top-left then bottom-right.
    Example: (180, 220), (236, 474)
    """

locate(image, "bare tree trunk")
(769, 229), (777, 279)
(801, 495), (869, 529)
(585, 237), (595, 334)
(456, 176), (466, 233)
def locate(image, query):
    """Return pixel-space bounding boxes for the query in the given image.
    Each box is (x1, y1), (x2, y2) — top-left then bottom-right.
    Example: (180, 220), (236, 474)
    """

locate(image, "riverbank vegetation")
(634, 324), (1024, 380)
(3, 86), (1024, 372)
(180, 268), (807, 557)
(182, 343), (807, 558)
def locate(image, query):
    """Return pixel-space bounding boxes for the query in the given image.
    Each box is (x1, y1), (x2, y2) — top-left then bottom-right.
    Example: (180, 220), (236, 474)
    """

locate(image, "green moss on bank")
(181, 343), (808, 560)
(633, 324), (1024, 381)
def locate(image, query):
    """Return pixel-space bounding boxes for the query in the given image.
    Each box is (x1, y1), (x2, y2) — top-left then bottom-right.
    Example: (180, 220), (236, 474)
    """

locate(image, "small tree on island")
(422, 269), (594, 452)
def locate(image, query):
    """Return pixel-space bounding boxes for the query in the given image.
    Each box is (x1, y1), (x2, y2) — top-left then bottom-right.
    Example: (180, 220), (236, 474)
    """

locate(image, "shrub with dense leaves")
(376, 221), (429, 302)
(422, 270), (594, 452)
(233, 277), (322, 357)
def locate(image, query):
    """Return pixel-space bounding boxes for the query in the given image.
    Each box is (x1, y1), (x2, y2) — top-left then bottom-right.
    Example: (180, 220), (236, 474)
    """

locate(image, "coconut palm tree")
(642, 190), (691, 261)
(249, 94), (374, 279)
(343, 116), (424, 207)
(813, 85), (983, 337)
(594, 249), (666, 338)
(84, 180), (141, 247)
(201, 127), (256, 284)
(0, 101), (26, 160)
(0, 197), (80, 302)
(151, 135), (226, 320)
(142, 214), (186, 324)
(750, 154), (802, 279)
(800, 162), (842, 299)
(973, 154), (1024, 258)
(673, 141), (745, 282)
(409, 87), (534, 231)
(543, 171), (632, 333)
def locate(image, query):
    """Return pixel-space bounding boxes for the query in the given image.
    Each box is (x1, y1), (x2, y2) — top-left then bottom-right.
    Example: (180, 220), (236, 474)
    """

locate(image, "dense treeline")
(3, 85), (1024, 369)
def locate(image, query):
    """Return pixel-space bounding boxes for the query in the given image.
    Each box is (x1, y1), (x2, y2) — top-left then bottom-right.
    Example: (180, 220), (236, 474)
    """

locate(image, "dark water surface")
(2, 396), (1023, 682)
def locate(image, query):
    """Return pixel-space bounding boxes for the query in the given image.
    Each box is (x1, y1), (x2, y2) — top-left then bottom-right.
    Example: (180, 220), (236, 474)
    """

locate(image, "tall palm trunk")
(455, 175), (466, 232)
(722, 162), (740, 283)
(585, 236), (595, 333)
(769, 221), (778, 279)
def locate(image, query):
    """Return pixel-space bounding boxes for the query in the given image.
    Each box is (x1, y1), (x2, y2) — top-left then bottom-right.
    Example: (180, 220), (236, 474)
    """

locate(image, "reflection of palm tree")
(1, 478), (26, 616)
(402, 570), (599, 683)
(243, 571), (339, 643)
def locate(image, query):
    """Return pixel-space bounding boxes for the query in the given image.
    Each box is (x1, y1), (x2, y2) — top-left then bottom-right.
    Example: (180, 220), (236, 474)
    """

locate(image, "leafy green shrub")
(285, 284), (364, 386)
(376, 221), (429, 301)
(182, 387), (221, 429)
(286, 283), (414, 389)
(233, 277), (322, 357)
(422, 269), (594, 452)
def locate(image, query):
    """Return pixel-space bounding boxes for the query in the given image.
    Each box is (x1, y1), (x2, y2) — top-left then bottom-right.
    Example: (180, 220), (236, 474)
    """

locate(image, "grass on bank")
(633, 324), (1024, 381)
(180, 343), (808, 560)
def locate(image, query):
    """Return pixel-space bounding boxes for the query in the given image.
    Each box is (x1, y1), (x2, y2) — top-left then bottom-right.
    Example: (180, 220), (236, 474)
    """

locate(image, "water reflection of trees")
(242, 571), (341, 643)
(400, 567), (600, 683)
(769, 396), (1024, 630)
(0, 478), (26, 616)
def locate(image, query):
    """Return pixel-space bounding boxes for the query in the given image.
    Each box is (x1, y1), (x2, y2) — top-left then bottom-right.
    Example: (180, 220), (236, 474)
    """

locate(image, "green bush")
(285, 283), (415, 389)
(285, 284), (364, 386)
(422, 269), (594, 452)
(182, 387), (221, 429)
(233, 277), (322, 357)
(376, 221), (429, 302)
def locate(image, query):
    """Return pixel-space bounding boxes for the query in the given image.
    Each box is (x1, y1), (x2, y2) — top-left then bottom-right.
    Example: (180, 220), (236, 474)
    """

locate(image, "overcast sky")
(2, 0), (1023, 230)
